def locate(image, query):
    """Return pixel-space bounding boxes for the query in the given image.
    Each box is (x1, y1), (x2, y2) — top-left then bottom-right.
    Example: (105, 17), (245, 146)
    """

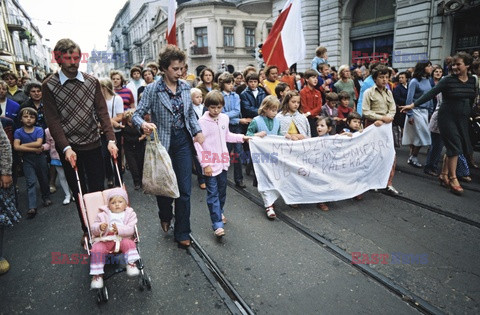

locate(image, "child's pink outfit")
(89, 205), (140, 275)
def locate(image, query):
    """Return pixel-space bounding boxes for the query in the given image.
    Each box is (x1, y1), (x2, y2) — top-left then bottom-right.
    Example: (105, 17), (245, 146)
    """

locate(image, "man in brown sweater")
(43, 38), (118, 235)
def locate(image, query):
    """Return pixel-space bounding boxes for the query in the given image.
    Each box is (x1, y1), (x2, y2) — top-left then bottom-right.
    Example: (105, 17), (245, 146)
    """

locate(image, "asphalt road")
(1, 146), (479, 314)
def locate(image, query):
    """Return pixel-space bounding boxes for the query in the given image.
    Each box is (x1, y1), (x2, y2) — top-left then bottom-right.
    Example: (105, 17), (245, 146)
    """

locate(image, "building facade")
(268, 0), (480, 71)
(0, 0), (51, 79)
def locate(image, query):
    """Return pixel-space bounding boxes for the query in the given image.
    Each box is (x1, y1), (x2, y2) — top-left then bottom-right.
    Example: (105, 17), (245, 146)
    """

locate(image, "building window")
(245, 28), (255, 48)
(195, 27), (208, 47)
(224, 27), (234, 47)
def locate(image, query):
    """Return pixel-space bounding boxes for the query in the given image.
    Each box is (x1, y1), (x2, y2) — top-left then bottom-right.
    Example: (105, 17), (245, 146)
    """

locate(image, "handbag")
(142, 129), (180, 198)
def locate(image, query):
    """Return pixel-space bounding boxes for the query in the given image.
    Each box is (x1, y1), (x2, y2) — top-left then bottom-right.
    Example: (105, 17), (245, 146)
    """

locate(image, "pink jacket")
(43, 128), (60, 160)
(90, 206), (137, 239)
(194, 112), (244, 177)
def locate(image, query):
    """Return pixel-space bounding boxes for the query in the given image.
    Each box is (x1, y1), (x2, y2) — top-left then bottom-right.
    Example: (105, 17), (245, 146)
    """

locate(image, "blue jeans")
(156, 128), (193, 242)
(22, 153), (50, 209)
(227, 124), (244, 183)
(205, 170), (227, 230)
(424, 132), (444, 173)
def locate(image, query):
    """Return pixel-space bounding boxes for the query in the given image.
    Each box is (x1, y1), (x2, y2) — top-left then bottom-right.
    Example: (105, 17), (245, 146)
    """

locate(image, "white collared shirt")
(58, 69), (85, 85)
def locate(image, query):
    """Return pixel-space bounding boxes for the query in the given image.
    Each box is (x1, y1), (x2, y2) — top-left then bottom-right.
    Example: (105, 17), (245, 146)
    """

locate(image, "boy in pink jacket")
(89, 188), (140, 289)
(195, 91), (250, 238)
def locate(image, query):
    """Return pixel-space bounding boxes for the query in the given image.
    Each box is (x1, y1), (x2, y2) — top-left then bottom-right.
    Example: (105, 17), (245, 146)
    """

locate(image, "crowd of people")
(1, 39), (479, 280)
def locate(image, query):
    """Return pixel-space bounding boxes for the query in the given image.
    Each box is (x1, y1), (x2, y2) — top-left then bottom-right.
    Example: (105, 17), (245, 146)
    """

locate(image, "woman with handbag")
(132, 45), (204, 248)
(99, 78), (124, 187)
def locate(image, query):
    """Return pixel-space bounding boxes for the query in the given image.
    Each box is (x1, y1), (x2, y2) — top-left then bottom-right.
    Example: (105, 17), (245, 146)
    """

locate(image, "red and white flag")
(167, 0), (177, 45)
(262, 0), (306, 72)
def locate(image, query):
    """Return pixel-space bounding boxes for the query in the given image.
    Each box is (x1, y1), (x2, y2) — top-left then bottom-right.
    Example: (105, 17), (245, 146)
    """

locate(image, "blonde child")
(311, 46), (328, 75)
(190, 88), (206, 190)
(315, 116), (333, 211)
(194, 91), (249, 237)
(246, 96), (281, 219)
(13, 108), (51, 218)
(90, 188), (140, 289)
(43, 128), (71, 205)
(277, 90), (311, 140)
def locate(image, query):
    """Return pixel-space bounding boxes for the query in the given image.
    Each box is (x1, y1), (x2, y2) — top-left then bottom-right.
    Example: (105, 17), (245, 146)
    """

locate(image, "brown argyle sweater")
(43, 72), (115, 152)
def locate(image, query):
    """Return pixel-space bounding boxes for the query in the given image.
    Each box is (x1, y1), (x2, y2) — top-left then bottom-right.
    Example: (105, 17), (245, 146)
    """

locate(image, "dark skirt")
(438, 99), (473, 157)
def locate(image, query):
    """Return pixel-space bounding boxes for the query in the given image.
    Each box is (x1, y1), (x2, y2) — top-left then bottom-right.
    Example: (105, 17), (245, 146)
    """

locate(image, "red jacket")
(300, 86), (322, 117)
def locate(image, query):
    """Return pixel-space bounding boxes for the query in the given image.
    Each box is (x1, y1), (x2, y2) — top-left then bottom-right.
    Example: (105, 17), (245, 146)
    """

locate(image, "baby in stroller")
(89, 188), (140, 289)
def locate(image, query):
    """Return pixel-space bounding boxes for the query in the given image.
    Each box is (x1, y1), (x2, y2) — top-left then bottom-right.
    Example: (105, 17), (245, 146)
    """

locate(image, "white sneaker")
(214, 228), (225, 237)
(265, 206), (276, 219)
(90, 275), (103, 289)
(63, 196), (71, 205)
(126, 263), (139, 277)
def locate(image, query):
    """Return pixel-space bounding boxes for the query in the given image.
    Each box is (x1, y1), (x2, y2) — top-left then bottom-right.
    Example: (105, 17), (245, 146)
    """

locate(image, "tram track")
(225, 179), (445, 315)
(188, 234), (254, 315)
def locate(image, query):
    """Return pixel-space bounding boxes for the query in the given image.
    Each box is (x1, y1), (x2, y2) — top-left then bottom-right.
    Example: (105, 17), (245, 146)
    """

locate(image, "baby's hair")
(338, 91), (350, 100)
(204, 90), (224, 107)
(190, 87), (202, 98)
(280, 90), (300, 114)
(246, 72), (259, 82)
(218, 72), (234, 91)
(258, 95), (280, 116)
(315, 46), (327, 57)
(317, 115), (333, 128)
(275, 82), (289, 98)
(19, 107), (38, 121)
(304, 69), (318, 80)
(346, 111), (362, 124)
(325, 92), (338, 102)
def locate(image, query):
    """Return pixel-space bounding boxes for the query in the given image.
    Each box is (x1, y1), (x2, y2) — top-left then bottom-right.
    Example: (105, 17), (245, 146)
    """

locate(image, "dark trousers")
(308, 117), (318, 137)
(424, 132), (444, 174)
(101, 132), (123, 186)
(59, 146), (105, 232)
(227, 124), (244, 183)
(192, 153), (205, 185)
(205, 170), (227, 230)
(156, 128), (193, 242)
(124, 141), (146, 187)
(22, 153), (50, 209)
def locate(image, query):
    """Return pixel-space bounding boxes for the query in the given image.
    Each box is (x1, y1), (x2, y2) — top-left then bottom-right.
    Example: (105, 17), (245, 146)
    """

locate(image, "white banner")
(249, 124), (395, 206)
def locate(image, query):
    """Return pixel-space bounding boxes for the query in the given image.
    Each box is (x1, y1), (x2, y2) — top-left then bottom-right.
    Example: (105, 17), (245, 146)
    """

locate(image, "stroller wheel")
(97, 286), (109, 304)
(139, 274), (152, 291)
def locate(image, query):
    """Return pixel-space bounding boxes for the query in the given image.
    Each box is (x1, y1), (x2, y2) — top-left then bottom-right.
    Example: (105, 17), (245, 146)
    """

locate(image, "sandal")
(449, 177), (463, 196)
(438, 173), (449, 187)
(27, 208), (37, 218)
(265, 206), (276, 219)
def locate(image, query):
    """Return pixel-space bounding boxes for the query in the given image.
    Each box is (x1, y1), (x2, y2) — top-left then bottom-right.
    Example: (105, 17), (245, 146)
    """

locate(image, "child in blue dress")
(246, 96), (281, 219)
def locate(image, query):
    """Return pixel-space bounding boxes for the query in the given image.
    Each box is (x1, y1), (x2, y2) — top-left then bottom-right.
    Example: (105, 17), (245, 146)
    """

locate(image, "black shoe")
(235, 181), (246, 189)
(43, 199), (52, 207)
(245, 163), (253, 176)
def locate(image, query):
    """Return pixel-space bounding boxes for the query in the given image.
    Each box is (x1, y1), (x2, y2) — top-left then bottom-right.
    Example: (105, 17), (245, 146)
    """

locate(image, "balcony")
(133, 39), (142, 47)
(190, 46), (210, 58)
(236, 0), (272, 14)
(0, 40), (12, 56)
(123, 43), (130, 51)
(28, 38), (37, 46)
(122, 27), (129, 35)
(7, 17), (26, 32)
